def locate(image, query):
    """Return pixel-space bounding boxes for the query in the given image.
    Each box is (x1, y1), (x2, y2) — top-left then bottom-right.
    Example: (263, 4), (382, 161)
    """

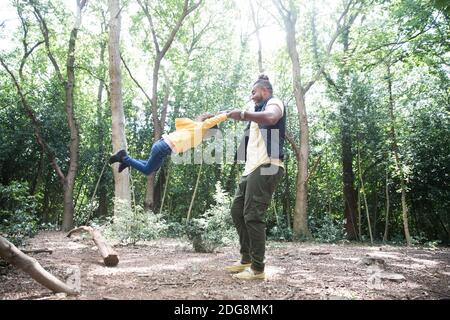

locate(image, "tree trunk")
(144, 59), (163, 212)
(282, 8), (311, 239)
(42, 170), (51, 223)
(357, 144), (373, 244)
(358, 186), (362, 240)
(60, 1), (85, 231)
(159, 164), (171, 215)
(0, 236), (79, 295)
(96, 29), (108, 218)
(341, 99), (358, 240)
(386, 64), (412, 246)
(340, 26), (358, 240)
(108, 0), (131, 210)
(30, 150), (44, 195)
(383, 168), (390, 242)
(62, 180), (75, 231)
(153, 162), (168, 211)
(144, 173), (157, 211)
(97, 186), (108, 218)
(373, 182), (378, 239)
(283, 157), (291, 230)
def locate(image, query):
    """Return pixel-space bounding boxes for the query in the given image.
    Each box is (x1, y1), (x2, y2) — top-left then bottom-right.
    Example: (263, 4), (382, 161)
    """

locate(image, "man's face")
(251, 85), (265, 103)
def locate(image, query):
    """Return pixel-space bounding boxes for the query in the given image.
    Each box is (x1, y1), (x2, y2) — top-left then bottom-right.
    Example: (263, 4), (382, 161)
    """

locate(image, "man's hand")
(227, 109), (242, 120)
(227, 104), (282, 125)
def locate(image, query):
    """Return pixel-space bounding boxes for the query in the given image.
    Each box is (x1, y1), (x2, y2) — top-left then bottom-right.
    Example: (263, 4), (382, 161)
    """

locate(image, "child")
(109, 112), (228, 175)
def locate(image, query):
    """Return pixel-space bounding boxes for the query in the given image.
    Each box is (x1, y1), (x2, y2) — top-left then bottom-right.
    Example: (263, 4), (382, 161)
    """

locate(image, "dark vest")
(235, 97), (286, 162)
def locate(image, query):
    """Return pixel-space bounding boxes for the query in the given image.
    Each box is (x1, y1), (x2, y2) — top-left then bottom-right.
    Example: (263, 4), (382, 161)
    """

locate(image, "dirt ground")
(1, 231), (449, 300)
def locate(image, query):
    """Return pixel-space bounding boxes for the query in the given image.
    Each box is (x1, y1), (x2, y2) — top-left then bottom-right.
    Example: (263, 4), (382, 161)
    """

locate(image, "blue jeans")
(123, 139), (172, 175)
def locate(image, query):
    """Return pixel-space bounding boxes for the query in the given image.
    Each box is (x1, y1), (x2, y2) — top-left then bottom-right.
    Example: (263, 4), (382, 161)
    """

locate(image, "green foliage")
(164, 219), (186, 238)
(410, 232), (442, 248)
(268, 225), (293, 242)
(73, 201), (99, 226)
(104, 199), (169, 245)
(310, 213), (346, 243)
(185, 182), (237, 252)
(0, 0), (448, 246)
(0, 182), (40, 245)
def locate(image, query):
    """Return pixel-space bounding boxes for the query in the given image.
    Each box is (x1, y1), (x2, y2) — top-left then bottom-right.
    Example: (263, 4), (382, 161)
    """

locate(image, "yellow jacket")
(164, 113), (228, 153)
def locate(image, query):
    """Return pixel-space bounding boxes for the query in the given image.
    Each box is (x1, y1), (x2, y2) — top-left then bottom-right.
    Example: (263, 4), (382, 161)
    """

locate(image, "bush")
(185, 182), (237, 252)
(0, 181), (40, 245)
(411, 232), (441, 248)
(165, 219), (186, 238)
(74, 200), (99, 226)
(268, 225), (293, 241)
(104, 199), (168, 245)
(310, 213), (346, 243)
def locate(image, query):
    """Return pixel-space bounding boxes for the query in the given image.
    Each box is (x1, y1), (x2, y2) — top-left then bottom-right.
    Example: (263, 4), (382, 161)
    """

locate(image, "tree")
(1, 0), (88, 231)
(134, 0), (202, 212)
(315, 10), (360, 240)
(385, 63), (411, 245)
(272, 0), (360, 239)
(108, 0), (131, 210)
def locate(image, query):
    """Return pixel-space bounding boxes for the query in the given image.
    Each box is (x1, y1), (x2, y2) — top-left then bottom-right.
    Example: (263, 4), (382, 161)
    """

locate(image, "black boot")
(118, 162), (130, 173)
(109, 149), (127, 164)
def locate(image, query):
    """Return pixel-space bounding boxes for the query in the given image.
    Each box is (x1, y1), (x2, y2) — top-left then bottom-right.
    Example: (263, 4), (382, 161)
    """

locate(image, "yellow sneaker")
(224, 261), (251, 273)
(232, 267), (266, 280)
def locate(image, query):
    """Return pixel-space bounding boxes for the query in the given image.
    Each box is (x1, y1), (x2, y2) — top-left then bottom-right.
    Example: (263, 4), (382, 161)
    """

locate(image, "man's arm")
(227, 104), (282, 125)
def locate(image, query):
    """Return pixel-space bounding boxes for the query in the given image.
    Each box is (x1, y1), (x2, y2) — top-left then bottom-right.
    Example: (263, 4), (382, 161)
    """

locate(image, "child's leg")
(122, 139), (172, 175)
(137, 160), (147, 166)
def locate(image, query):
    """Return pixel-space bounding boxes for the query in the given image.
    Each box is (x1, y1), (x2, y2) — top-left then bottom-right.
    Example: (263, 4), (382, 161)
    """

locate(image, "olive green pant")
(230, 164), (284, 272)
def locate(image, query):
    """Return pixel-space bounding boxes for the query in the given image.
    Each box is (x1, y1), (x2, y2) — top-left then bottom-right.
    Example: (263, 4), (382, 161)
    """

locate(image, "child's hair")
(253, 74), (273, 94)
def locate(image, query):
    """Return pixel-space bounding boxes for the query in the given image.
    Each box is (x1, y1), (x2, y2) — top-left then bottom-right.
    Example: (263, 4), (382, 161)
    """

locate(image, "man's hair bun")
(253, 74), (273, 94)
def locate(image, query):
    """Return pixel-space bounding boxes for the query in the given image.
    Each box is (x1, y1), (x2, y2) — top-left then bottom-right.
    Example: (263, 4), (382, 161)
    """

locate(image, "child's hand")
(195, 112), (214, 121)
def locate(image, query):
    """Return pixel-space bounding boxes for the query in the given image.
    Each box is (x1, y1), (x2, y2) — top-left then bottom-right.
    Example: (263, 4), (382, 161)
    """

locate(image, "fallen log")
(21, 248), (53, 254)
(0, 236), (79, 295)
(67, 226), (119, 267)
(309, 251), (331, 256)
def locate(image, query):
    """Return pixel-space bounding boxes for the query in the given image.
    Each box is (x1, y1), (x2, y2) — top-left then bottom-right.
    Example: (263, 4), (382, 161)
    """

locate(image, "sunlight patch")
(264, 266), (285, 280)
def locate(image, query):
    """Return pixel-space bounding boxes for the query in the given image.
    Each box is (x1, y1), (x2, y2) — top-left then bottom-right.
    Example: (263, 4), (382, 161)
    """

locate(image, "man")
(225, 74), (285, 280)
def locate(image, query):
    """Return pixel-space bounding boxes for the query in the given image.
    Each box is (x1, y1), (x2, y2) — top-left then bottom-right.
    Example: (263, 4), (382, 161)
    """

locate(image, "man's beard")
(253, 96), (263, 104)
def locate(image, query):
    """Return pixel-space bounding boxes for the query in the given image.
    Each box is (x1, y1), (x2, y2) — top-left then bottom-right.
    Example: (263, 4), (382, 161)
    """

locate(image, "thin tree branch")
(120, 53), (152, 104)
(160, 79), (170, 130)
(137, 0), (160, 54)
(307, 154), (322, 182)
(159, 0), (203, 60)
(20, 41), (44, 81)
(31, 2), (64, 84)
(322, 70), (343, 96)
(304, 0), (357, 93)
(285, 130), (300, 160)
(362, 22), (435, 55)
